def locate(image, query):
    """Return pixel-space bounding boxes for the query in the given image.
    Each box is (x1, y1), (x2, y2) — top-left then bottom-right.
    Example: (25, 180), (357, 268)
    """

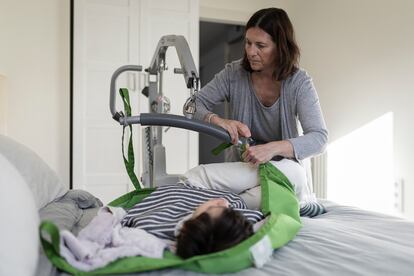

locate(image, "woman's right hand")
(210, 116), (251, 144)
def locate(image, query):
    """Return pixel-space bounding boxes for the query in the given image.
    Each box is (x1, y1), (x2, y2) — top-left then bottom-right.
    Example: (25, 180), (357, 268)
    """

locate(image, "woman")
(195, 8), (328, 165)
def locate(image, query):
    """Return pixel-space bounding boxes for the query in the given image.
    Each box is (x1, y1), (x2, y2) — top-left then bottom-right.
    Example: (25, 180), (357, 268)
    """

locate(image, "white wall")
(0, 75), (7, 134)
(289, 0), (414, 219)
(200, 0), (291, 24)
(0, 0), (70, 187)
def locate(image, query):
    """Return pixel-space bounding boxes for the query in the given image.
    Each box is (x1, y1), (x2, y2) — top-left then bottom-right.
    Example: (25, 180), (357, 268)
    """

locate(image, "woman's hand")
(242, 143), (276, 165)
(210, 116), (251, 144)
(242, 141), (294, 165)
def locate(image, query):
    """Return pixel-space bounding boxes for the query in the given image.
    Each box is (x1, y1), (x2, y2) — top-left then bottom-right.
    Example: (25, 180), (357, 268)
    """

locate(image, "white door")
(73, 0), (199, 203)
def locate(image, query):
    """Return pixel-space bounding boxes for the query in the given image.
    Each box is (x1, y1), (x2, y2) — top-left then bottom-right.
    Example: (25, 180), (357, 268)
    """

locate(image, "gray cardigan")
(194, 60), (328, 161)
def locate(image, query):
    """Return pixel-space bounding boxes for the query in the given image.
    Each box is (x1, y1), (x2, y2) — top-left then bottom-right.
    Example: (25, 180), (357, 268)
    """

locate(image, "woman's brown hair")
(242, 8), (300, 80)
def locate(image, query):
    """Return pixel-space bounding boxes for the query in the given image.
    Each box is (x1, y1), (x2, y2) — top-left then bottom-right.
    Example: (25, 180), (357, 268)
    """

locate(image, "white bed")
(35, 198), (414, 276)
(1, 134), (414, 276)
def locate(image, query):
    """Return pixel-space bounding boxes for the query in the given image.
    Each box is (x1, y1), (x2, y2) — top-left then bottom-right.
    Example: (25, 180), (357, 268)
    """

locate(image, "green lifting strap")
(119, 88), (143, 190)
(211, 142), (249, 156)
(211, 142), (233, 156)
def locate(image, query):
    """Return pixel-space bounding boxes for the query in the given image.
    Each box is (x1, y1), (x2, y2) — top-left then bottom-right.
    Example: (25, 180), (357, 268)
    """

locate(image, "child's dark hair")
(176, 208), (254, 259)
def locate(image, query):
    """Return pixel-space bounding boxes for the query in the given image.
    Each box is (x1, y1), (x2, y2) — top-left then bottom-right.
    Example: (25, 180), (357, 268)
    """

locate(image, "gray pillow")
(0, 135), (67, 209)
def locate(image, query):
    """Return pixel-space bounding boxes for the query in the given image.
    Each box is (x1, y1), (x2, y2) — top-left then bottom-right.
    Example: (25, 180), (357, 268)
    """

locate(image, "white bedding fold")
(59, 206), (167, 271)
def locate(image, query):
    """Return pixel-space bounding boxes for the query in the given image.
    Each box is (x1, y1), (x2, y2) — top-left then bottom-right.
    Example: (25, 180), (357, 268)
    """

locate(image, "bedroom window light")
(327, 112), (396, 215)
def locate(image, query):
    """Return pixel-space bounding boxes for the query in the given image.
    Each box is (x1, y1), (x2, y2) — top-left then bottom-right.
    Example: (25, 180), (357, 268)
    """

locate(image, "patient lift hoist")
(110, 35), (242, 188)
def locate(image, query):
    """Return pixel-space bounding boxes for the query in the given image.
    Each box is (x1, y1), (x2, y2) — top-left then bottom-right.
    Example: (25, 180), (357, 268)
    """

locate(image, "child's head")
(176, 198), (254, 259)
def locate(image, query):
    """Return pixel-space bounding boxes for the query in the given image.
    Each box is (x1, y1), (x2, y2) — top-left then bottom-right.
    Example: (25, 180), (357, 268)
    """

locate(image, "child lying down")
(123, 159), (325, 259)
(60, 159), (325, 271)
(121, 182), (264, 259)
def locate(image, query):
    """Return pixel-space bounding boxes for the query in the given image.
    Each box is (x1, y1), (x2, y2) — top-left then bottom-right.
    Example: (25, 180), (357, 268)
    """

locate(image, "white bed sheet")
(43, 199), (414, 276)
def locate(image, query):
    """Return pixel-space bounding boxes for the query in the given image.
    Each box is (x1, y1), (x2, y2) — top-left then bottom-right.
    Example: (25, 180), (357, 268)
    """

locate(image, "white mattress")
(40, 197), (414, 276)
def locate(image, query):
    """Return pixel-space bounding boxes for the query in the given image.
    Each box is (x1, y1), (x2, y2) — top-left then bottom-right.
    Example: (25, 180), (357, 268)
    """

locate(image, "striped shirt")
(121, 184), (264, 241)
(300, 201), (326, 218)
(121, 184), (326, 241)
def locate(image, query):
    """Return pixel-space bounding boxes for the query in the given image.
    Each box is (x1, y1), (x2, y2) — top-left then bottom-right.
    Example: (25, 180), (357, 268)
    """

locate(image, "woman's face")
(245, 27), (277, 73)
(192, 198), (229, 219)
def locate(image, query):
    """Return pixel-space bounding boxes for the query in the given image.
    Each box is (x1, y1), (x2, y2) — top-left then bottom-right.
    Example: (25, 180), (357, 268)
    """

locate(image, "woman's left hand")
(241, 140), (294, 165)
(241, 143), (277, 166)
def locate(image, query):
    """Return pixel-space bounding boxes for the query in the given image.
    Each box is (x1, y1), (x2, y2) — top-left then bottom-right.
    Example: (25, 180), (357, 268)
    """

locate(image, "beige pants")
(180, 159), (308, 210)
